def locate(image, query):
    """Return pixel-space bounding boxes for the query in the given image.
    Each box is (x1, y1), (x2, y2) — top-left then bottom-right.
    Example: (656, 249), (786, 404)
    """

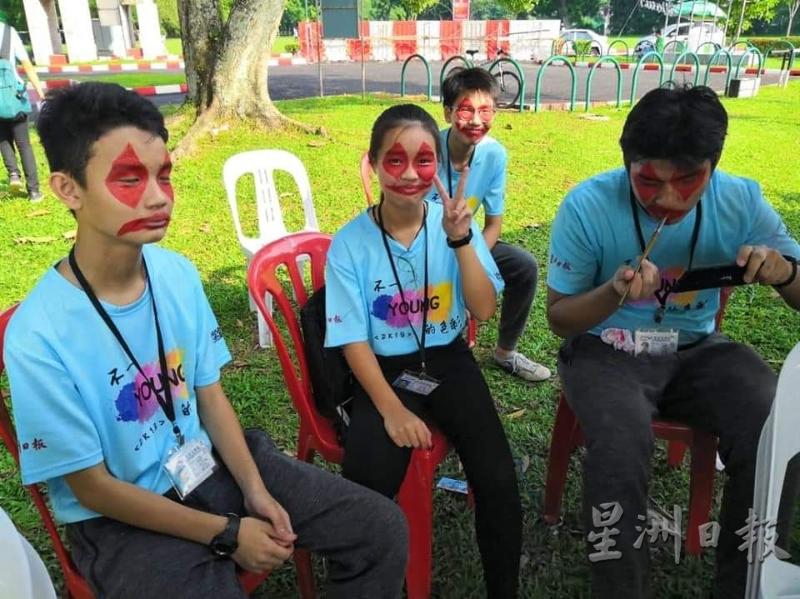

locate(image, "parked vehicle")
(634, 21), (725, 56)
(557, 29), (609, 56)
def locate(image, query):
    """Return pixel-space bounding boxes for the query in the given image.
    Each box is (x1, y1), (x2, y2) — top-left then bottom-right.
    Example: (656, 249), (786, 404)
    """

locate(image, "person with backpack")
(3, 82), (408, 598)
(325, 104), (522, 598)
(0, 10), (44, 201)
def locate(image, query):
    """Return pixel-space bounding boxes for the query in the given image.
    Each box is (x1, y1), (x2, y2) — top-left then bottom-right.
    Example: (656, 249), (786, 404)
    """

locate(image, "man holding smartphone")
(546, 85), (800, 599)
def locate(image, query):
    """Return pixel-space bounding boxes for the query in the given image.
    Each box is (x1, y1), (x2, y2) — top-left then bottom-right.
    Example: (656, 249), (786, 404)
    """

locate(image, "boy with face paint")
(546, 85), (800, 598)
(3, 83), (408, 599)
(428, 67), (551, 383)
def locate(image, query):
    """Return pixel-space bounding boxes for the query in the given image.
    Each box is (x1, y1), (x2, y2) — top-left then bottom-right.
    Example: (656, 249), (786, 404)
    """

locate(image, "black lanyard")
(629, 189), (702, 321)
(68, 248), (184, 445)
(376, 203), (430, 372)
(445, 129), (476, 198)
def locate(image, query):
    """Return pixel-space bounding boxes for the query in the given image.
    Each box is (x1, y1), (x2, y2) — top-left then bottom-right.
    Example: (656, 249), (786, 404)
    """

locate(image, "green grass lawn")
(1, 82), (799, 597)
(48, 72), (187, 88)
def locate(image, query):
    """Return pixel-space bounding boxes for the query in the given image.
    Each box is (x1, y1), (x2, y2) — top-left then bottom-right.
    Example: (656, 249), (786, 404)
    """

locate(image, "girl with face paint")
(325, 104), (523, 597)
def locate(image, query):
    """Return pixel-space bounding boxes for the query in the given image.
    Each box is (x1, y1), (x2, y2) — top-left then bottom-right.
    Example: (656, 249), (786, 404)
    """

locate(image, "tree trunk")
(558, 0), (569, 28)
(175, 0), (313, 157)
(789, 1), (799, 36)
(177, 0), (223, 109)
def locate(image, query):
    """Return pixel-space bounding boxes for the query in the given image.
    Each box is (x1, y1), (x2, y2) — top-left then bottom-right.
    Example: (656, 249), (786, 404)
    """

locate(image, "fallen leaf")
(63, 230), (76, 240)
(231, 360), (248, 368)
(15, 236), (57, 244)
(525, 223), (542, 230)
(307, 140), (325, 148)
(504, 123), (513, 130)
(579, 114), (610, 122)
(518, 454), (530, 474)
(507, 409), (526, 420)
(236, 319), (244, 328)
(280, 192), (293, 198)
(28, 209), (50, 217)
(199, 223), (211, 233)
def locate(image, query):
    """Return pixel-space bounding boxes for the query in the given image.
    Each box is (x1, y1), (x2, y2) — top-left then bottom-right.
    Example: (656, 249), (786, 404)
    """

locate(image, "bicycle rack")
(400, 54), (433, 101)
(695, 41), (722, 55)
(534, 55), (576, 112)
(703, 47), (733, 90)
(661, 39), (686, 58)
(763, 40), (796, 82)
(668, 51), (701, 87)
(734, 47), (763, 79)
(585, 56), (623, 111)
(607, 40), (629, 60)
(727, 40), (754, 55)
(630, 51), (665, 105)
(439, 55), (474, 91)
(487, 55), (527, 112)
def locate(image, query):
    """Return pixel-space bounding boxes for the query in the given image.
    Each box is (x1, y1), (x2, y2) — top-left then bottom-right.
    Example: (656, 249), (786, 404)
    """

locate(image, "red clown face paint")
(631, 161), (710, 224)
(105, 144), (149, 209)
(157, 152), (174, 201)
(383, 142), (437, 197)
(117, 212), (171, 236)
(453, 98), (494, 143)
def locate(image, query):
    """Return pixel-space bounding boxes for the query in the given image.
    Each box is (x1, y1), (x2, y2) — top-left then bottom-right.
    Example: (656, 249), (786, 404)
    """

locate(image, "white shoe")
(494, 351), (552, 382)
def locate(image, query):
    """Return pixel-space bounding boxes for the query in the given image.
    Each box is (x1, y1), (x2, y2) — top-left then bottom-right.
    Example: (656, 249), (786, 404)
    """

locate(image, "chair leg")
(257, 295), (274, 348)
(667, 441), (687, 468)
(543, 396), (579, 525)
(398, 457), (435, 599)
(294, 550), (316, 599)
(685, 432), (717, 556)
(467, 318), (477, 349)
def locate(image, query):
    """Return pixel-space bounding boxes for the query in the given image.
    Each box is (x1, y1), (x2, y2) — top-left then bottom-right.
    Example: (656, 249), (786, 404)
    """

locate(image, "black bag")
(299, 286), (353, 436)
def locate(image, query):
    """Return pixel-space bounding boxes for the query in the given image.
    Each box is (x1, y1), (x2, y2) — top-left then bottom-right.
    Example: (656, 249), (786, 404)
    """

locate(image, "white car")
(634, 22), (725, 56)
(557, 29), (609, 57)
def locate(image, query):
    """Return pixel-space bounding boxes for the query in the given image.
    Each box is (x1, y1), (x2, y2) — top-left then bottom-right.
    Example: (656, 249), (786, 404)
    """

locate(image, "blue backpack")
(0, 25), (31, 121)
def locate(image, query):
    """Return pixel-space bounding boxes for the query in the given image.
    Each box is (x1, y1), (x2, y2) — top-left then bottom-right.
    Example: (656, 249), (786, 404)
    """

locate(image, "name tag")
(164, 439), (217, 499)
(392, 370), (441, 396)
(635, 329), (679, 357)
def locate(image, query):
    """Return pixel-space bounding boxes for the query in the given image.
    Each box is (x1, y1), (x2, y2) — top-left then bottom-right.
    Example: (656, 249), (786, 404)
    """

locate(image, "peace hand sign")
(433, 167), (473, 243)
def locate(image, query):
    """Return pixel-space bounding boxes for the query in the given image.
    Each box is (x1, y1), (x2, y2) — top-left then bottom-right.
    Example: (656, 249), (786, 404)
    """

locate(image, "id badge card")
(392, 370), (441, 396)
(163, 439), (217, 499)
(634, 329), (679, 357)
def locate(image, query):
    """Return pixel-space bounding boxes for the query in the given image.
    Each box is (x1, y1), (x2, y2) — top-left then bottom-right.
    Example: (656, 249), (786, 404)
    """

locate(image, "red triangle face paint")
(105, 144), (149, 209)
(158, 151), (174, 202)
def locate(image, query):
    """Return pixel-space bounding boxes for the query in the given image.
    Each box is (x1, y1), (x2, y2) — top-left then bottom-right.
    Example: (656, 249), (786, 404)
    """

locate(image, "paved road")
(61, 59), (781, 108)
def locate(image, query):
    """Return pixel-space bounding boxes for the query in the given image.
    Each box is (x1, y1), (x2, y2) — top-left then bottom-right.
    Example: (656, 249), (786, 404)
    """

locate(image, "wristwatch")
(210, 513), (241, 557)
(773, 255), (798, 289)
(446, 229), (473, 249)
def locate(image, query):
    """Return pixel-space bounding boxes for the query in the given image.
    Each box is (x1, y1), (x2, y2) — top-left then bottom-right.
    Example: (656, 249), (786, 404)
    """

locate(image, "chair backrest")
(747, 341), (800, 597)
(223, 150), (320, 256)
(246, 232), (338, 447)
(0, 304), (89, 595)
(360, 151), (376, 206)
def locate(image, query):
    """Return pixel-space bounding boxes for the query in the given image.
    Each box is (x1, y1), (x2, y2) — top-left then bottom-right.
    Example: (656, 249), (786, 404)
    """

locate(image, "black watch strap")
(774, 255), (798, 289)
(447, 228), (473, 249)
(210, 513), (241, 557)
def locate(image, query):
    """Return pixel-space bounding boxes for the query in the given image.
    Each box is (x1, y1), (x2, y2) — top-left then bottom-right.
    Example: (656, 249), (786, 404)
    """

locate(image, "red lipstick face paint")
(105, 144), (149, 209)
(117, 212), (171, 236)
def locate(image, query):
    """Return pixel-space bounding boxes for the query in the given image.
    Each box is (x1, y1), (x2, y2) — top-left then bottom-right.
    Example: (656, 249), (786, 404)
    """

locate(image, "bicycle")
(443, 48), (522, 109)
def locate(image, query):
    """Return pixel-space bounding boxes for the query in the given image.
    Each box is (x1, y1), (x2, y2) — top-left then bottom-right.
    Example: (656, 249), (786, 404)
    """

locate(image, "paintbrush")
(618, 215), (668, 306)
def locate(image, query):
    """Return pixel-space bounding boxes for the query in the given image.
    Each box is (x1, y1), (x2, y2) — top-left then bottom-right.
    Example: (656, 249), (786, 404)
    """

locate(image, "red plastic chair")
(0, 304), (269, 598)
(247, 231), (454, 599)
(360, 152), (478, 349)
(542, 288), (733, 556)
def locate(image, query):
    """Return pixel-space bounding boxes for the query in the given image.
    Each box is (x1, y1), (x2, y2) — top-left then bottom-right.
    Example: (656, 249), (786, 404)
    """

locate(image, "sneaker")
(28, 191), (44, 203)
(9, 172), (22, 192)
(495, 351), (552, 382)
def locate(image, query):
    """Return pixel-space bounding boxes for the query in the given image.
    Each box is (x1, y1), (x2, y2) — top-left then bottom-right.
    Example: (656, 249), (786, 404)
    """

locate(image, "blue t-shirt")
(4, 245), (232, 523)
(547, 168), (800, 344)
(427, 129), (508, 217)
(325, 201), (504, 356)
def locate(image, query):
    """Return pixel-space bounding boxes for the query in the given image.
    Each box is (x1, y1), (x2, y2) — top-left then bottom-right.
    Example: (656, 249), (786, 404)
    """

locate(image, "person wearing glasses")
(428, 67), (551, 383)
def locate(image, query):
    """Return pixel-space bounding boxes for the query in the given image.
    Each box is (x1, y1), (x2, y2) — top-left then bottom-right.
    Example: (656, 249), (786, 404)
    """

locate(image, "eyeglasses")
(454, 105), (495, 122)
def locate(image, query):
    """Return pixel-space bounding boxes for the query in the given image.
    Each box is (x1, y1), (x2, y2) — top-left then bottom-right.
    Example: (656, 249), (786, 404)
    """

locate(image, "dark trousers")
(66, 429), (408, 599)
(491, 241), (538, 351)
(558, 333), (776, 599)
(342, 338), (522, 598)
(0, 115), (39, 194)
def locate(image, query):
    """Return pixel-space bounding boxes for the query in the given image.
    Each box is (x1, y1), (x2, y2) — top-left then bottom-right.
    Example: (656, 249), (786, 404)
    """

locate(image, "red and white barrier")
(417, 21), (441, 62)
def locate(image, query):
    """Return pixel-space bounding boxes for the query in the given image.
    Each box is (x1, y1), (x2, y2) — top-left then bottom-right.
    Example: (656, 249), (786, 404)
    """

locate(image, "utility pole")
(734, 0), (747, 42)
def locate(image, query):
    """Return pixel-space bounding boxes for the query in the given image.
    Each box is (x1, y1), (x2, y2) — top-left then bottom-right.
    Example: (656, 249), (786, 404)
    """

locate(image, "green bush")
(745, 37), (800, 55)
(156, 0), (181, 37)
(574, 39), (593, 59)
(285, 42), (300, 55)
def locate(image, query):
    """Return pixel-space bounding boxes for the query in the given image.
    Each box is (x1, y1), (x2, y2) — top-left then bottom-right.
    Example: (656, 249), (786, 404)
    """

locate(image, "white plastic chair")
(223, 150), (320, 347)
(746, 342), (800, 598)
(0, 508), (57, 599)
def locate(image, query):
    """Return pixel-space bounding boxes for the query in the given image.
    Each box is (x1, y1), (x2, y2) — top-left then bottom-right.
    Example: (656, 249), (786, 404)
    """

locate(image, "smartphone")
(672, 264), (748, 293)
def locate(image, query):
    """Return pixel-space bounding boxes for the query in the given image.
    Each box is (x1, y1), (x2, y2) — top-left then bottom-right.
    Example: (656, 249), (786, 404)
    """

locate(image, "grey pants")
(66, 429), (408, 599)
(491, 241), (538, 351)
(558, 333), (776, 599)
(0, 115), (39, 194)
